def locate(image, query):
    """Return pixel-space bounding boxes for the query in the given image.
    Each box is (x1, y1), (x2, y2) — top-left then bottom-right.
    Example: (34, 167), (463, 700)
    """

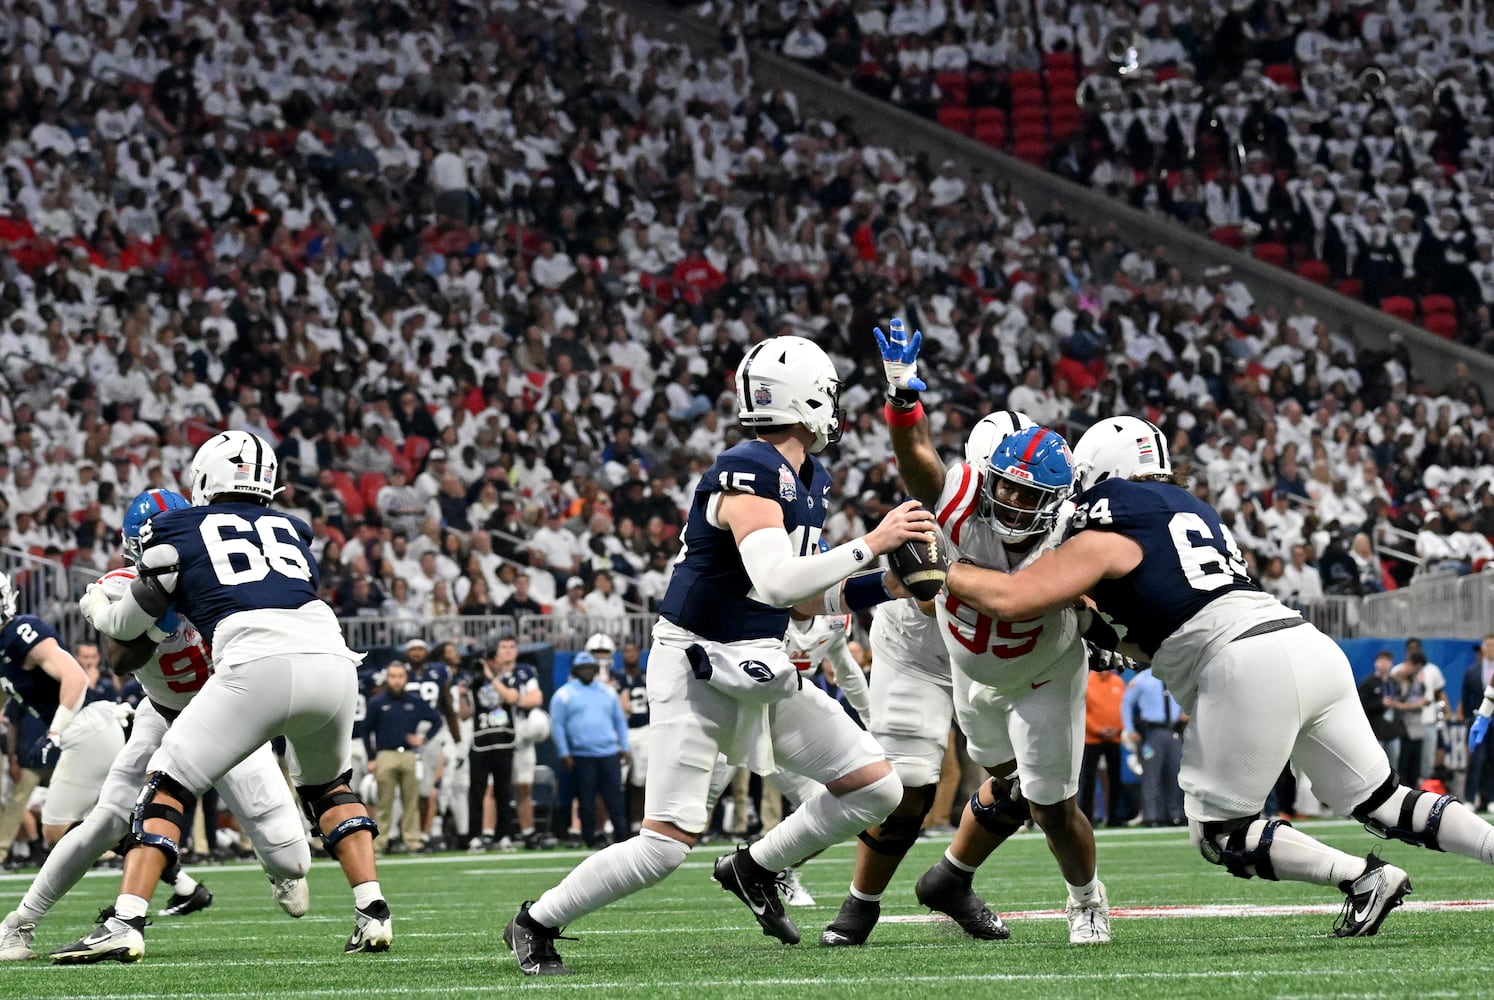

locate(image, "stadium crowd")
(0, 0), (1487, 639)
(735, 0), (1494, 346)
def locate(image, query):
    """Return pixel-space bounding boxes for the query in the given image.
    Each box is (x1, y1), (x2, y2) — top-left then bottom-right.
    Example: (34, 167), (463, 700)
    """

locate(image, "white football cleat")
(270, 876), (310, 918)
(779, 867), (815, 907)
(1066, 881), (1111, 944)
(1333, 854), (1411, 937)
(0, 911), (37, 961)
(49, 916), (145, 964)
(344, 900), (392, 953)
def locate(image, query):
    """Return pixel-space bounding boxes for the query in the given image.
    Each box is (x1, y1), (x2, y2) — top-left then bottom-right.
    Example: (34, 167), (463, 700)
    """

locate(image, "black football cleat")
(712, 847), (800, 945)
(914, 863), (1010, 940)
(504, 901), (572, 975)
(159, 882), (213, 917)
(819, 894), (880, 947)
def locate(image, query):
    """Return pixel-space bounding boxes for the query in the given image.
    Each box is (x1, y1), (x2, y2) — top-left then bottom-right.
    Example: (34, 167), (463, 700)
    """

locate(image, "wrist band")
(844, 571), (894, 612)
(884, 401), (925, 428)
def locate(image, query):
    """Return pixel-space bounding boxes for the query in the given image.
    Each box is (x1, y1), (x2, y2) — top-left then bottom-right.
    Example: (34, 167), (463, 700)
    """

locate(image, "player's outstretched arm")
(947, 531), (1143, 620)
(722, 492), (936, 609)
(876, 319), (945, 510)
(80, 543), (180, 641)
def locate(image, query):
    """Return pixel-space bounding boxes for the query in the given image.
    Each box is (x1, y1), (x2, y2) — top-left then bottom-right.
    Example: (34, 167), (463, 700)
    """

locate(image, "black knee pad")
(1350, 771), (1401, 825)
(968, 779), (1029, 837)
(1358, 786), (1454, 852)
(858, 784), (937, 856)
(298, 770), (378, 858)
(127, 771), (197, 866)
(1198, 816), (1288, 881)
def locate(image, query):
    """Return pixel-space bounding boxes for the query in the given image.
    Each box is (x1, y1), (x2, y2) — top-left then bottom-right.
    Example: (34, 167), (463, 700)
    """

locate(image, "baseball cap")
(571, 651), (597, 668)
(405, 637), (429, 652)
(566, 576), (585, 591)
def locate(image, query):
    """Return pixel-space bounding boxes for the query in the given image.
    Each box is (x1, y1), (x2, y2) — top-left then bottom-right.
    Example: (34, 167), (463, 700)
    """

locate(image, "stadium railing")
(337, 613), (658, 655)
(1358, 573), (1494, 641)
(0, 545), (86, 646)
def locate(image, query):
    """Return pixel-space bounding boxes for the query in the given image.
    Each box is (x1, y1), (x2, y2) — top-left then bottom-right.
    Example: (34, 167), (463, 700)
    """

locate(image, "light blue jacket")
(550, 678), (629, 758)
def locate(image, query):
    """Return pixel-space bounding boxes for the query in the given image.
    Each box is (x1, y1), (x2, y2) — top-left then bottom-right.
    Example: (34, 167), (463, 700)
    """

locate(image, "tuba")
(1076, 74), (1123, 110)
(1104, 28), (1145, 77)
(1358, 66), (1387, 102)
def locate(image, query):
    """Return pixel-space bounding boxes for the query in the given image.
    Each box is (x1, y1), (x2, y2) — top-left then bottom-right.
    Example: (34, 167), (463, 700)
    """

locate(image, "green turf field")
(4, 818), (1493, 999)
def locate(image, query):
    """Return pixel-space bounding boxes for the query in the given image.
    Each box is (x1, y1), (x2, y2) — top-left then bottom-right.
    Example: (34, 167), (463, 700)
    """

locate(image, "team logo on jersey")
(739, 659), (775, 683)
(754, 384), (773, 406)
(778, 466), (797, 502)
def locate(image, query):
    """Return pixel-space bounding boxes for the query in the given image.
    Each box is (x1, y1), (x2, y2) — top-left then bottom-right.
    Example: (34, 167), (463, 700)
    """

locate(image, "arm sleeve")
(826, 635), (871, 724)
(92, 543), (180, 641)
(738, 528), (875, 608)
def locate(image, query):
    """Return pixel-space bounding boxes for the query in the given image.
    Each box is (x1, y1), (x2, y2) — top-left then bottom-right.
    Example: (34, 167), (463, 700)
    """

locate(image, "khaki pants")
(0, 768), (42, 853)
(375, 750), (421, 851)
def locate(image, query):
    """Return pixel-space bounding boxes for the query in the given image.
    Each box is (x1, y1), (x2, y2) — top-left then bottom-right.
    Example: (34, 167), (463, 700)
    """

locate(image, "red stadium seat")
(1009, 70), (1041, 92)
(358, 471), (388, 511)
(1334, 278), (1363, 299)
(1264, 63), (1299, 91)
(973, 106), (1006, 126)
(1209, 226), (1245, 249)
(403, 435), (431, 468)
(935, 72), (969, 103)
(1042, 52), (1075, 73)
(1420, 294), (1456, 317)
(973, 122), (1006, 148)
(1294, 260), (1330, 284)
(1251, 242), (1288, 267)
(329, 471), (365, 518)
(1013, 140), (1047, 164)
(1379, 296), (1416, 321)
(1423, 312), (1459, 338)
(937, 106), (974, 134)
(1010, 86), (1045, 109)
(1012, 121), (1048, 144)
(1012, 105), (1047, 128)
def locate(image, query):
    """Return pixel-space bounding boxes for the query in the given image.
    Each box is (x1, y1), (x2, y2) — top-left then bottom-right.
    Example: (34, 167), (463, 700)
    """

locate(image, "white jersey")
(932, 463), (1082, 693)
(869, 596), (950, 684)
(96, 567), (214, 712)
(785, 614), (852, 672)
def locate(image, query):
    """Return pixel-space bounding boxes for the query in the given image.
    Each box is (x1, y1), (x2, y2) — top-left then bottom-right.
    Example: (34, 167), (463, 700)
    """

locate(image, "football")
(887, 530), (949, 602)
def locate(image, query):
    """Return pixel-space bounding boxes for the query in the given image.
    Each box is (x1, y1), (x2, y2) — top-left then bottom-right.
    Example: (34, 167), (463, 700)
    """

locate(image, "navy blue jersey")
(617, 669), (649, 728)
(659, 440), (836, 642)
(411, 662), (450, 717)
(142, 503), (321, 647)
(0, 615), (65, 723)
(1068, 479), (1258, 657)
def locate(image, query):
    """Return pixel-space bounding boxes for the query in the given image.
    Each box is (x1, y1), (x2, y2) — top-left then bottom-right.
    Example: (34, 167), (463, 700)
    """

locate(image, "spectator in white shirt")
(582, 571), (628, 619)
(1006, 367), (1062, 426)
(781, 16), (827, 62)
(531, 239), (577, 290)
(1279, 543), (1326, 604)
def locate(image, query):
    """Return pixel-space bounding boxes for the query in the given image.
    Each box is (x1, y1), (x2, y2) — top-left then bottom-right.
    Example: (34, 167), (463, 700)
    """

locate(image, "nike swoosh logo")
(1351, 900), (1374, 924)
(1031, 680), (1053, 689)
(746, 894), (767, 916)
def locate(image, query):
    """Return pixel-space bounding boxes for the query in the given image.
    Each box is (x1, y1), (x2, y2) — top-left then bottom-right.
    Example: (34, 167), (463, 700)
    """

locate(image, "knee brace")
(298, 769), (378, 858)
(1352, 774), (1452, 852)
(127, 771), (197, 867)
(859, 784), (937, 856)
(1197, 816), (1287, 880)
(969, 778), (1030, 837)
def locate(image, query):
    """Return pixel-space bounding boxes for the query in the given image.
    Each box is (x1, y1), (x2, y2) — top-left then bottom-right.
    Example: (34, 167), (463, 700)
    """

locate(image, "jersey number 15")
(200, 514), (313, 586)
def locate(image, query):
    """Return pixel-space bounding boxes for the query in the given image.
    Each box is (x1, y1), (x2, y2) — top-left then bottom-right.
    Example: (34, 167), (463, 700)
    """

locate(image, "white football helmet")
(735, 335), (843, 453)
(189, 430), (280, 506)
(0, 570), (17, 624)
(1072, 415), (1173, 493)
(584, 632), (616, 656)
(964, 409), (1036, 465)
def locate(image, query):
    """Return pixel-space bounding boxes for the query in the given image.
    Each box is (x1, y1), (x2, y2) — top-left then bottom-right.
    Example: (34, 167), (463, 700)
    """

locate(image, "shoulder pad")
(707, 450), (796, 503)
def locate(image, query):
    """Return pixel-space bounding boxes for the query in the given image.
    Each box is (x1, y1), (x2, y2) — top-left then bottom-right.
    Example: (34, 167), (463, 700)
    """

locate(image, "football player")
(867, 320), (1111, 945)
(64, 431), (388, 961)
(505, 334), (933, 975)
(603, 633), (651, 836)
(0, 489), (311, 961)
(946, 414), (1494, 937)
(0, 572), (124, 856)
(402, 637), (461, 850)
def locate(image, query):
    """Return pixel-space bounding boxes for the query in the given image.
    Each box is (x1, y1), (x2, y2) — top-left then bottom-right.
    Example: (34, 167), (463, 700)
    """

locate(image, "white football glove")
(78, 583), (111, 628)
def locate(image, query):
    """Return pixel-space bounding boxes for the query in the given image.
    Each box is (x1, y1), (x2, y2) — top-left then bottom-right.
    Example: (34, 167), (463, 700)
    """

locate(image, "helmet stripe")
(1017, 427), (1046, 469)
(150, 490), (167, 511)
(738, 341), (770, 414)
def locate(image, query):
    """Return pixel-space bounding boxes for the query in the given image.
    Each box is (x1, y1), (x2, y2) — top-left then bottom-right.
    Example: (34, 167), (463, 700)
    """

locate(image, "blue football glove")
(1470, 715), (1490, 753)
(874, 317), (926, 391)
(29, 734), (61, 770)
